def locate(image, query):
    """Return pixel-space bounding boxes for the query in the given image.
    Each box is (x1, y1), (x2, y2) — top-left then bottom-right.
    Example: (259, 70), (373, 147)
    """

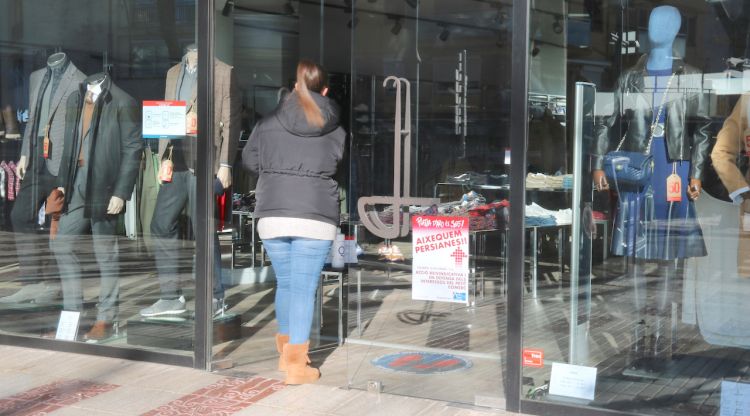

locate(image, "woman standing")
(242, 60), (345, 384)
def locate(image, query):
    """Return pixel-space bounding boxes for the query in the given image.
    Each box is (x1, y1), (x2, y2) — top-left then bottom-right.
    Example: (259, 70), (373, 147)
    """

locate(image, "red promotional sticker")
(522, 348), (544, 368)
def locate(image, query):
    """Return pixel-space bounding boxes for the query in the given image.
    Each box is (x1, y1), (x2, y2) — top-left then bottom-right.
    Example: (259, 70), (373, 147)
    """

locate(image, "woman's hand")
(688, 178), (702, 201)
(593, 170), (609, 191)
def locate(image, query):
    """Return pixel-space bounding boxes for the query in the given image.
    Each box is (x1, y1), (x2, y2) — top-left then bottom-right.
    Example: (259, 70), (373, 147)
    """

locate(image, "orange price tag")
(159, 159), (174, 183)
(43, 137), (50, 159)
(186, 111), (197, 135)
(666, 173), (682, 202)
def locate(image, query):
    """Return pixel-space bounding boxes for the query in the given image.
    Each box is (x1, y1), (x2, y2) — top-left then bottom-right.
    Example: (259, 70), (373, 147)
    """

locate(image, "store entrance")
(209, 0), (350, 370)
(345, 0), (512, 407)
(211, 0), (512, 408)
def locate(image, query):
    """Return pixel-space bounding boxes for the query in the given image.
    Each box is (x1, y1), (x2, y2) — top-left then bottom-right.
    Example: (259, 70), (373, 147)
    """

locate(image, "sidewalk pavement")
(0, 345), (526, 416)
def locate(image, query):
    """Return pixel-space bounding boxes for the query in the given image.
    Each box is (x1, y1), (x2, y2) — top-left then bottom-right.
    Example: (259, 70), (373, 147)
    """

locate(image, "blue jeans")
(263, 237), (332, 344)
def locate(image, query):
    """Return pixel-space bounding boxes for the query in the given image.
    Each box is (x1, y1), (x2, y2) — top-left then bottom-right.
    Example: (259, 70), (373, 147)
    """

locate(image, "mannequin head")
(648, 6), (681, 49)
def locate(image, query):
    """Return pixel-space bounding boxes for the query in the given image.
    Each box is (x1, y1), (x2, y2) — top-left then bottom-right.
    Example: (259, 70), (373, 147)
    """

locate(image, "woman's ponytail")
(296, 60), (328, 129)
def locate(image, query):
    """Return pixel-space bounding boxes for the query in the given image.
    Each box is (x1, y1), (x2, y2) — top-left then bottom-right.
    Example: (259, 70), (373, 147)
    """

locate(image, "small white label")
(549, 362), (597, 401)
(55, 310), (81, 341)
(721, 380), (750, 416)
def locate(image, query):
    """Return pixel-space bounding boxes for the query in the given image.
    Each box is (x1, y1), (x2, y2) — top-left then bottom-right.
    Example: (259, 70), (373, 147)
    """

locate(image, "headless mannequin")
(56, 74), (124, 215)
(16, 52), (69, 180)
(182, 47), (232, 188)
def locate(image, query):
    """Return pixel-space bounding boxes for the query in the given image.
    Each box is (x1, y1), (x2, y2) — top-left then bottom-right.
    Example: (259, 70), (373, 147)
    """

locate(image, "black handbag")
(602, 72), (675, 190)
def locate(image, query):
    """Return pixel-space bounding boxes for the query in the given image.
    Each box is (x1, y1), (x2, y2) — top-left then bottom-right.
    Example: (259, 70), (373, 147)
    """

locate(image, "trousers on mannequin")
(628, 258), (681, 372)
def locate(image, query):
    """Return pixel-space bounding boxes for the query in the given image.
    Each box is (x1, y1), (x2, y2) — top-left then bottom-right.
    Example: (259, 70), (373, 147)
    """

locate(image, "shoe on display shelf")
(0, 282), (60, 304)
(213, 297), (227, 317)
(139, 296), (187, 317)
(84, 320), (114, 342)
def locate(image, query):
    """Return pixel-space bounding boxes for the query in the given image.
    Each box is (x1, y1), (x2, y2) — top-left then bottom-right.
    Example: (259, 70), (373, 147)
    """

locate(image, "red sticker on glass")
(522, 348), (544, 368)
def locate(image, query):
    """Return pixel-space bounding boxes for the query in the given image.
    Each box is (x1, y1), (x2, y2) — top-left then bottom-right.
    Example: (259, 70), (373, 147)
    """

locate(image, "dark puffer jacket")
(242, 91), (346, 225)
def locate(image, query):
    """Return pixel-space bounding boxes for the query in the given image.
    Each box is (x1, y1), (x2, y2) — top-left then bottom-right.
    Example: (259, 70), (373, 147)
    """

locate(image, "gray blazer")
(21, 61), (86, 176)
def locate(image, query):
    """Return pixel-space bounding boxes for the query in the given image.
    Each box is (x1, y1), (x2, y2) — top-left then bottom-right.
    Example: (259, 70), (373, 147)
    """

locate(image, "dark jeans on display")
(150, 170), (224, 300)
(10, 165), (57, 284)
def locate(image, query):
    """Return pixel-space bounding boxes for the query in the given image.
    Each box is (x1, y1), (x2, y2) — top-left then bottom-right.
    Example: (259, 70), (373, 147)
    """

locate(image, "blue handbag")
(602, 151), (653, 189)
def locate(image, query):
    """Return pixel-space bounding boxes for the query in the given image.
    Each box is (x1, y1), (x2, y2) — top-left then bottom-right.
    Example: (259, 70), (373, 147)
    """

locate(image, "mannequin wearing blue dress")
(594, 6), (707, 373)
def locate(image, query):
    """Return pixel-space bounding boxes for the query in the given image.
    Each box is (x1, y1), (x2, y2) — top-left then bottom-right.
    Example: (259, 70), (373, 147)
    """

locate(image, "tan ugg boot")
(275, 334), (290, 371)
(283, 342), (320, 385)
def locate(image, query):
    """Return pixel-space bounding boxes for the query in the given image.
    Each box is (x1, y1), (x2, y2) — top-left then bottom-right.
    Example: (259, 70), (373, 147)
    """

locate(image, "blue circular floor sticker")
(372, 352), (472, 374)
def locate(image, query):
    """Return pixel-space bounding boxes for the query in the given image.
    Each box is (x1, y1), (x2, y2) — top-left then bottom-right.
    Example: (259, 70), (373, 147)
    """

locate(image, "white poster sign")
(411, 215), (469, 304)
(549, 362), (597, 401)
(55, 311), (81, 341)
(721, 380), (750, 416)
(143, 100), (186, 139)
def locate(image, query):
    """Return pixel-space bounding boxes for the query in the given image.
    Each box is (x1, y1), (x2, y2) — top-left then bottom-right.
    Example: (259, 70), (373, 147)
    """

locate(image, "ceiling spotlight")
(405, 0), (418, 8)
(552, 17), (563, 34)
(438, 24), (450, 42)
(284, 1), (295, 15)
(221, 0), (234, 16)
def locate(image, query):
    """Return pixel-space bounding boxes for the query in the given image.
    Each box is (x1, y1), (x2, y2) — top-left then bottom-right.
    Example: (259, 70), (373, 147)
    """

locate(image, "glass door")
(347, 0), (513, 407)
(522, 1), (750, 415)
(209, 0), (348, 370)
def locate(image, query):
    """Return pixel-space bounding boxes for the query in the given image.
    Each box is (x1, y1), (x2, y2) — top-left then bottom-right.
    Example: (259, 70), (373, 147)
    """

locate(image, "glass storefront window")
(0, 0), (204, 357)
(523, 1), (750, 414)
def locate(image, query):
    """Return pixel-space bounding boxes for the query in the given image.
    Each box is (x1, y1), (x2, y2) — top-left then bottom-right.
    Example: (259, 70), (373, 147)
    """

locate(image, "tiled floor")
(0, 345), (521, 416)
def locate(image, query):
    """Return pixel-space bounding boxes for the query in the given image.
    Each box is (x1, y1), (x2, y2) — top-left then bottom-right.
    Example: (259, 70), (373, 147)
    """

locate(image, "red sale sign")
(411, 216), (469, 304)
(522, 348), (545, 368)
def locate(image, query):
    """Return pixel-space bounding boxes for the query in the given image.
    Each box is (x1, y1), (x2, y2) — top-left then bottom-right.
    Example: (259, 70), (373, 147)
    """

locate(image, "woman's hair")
(296, 59), (328, 128)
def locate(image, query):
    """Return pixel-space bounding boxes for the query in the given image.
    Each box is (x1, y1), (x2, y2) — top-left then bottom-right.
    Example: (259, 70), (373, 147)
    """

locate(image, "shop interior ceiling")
(232, 0), (509, 32)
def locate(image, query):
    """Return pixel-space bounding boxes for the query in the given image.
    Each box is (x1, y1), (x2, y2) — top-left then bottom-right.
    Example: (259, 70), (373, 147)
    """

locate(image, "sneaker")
(140, 296), (187, 317)
(0, 283), (60, 304)
(212, 298), (226, 317)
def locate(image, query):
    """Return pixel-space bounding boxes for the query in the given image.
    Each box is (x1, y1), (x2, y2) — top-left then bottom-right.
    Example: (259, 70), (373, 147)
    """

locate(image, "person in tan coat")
(711, 94), (750, 277)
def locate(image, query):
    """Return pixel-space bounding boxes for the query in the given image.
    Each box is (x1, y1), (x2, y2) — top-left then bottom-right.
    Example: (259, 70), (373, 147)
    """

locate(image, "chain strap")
(614, 71), (677, 154)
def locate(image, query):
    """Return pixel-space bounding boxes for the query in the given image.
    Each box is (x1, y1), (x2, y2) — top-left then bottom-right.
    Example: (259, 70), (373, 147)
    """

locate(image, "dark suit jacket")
(57, 74), (142, 219)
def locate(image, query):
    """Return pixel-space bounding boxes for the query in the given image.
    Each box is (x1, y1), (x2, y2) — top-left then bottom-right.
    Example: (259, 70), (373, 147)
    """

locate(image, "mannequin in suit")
(50, 73), (141, 341)
(140, 46), (239, 317)
(0, 52), (85, 304)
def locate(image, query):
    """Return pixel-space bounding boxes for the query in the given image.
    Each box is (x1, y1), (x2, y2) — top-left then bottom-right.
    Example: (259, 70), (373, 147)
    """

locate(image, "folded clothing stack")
(525, 202), (571, 226)
(562, 175), (573, 189)
(526, 172), (572, 189)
